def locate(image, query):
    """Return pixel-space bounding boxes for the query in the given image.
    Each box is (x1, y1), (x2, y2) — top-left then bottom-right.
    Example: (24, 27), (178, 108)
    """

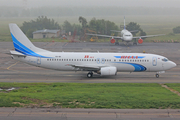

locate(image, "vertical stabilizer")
(9, 24), (36, 52)
(124, 16), (126, 30)
(9, 23), (50, 57)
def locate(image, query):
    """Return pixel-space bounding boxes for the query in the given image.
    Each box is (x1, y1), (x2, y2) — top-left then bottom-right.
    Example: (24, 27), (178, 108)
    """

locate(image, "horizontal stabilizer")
(7, 50), (26, 57)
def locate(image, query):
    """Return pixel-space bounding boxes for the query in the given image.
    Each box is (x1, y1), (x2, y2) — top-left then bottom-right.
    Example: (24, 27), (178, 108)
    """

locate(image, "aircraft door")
(162, 62), (164, 70)
(37, 57), (41, 65)
(152, 57), (157, 66)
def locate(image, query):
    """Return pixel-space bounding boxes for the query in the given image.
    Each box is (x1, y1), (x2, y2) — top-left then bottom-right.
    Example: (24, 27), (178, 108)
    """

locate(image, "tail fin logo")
(10, 33), (50, 58)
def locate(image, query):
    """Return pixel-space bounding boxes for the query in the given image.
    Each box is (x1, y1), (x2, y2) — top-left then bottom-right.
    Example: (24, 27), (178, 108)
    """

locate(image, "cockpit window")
(125, 35), (131, 36)
(162, 58), (168, 62)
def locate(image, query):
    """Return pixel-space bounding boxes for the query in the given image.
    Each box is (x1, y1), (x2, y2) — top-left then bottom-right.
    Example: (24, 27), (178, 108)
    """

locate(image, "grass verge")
(0, 83), (180, 108)
(166, 83), (180, 93)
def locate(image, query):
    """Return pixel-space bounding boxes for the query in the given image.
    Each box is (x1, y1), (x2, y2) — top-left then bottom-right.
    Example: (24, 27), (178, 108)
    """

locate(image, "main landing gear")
(155, 73), (159, 78)
(87, 72), (93, 78)
(115, 42), (119, 45)
(133, 39), (137, 45)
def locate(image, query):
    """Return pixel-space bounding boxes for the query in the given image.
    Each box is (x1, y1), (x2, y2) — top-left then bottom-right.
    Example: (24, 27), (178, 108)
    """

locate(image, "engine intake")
(138, 39), (143, 44)
(110, 38), (115, 44)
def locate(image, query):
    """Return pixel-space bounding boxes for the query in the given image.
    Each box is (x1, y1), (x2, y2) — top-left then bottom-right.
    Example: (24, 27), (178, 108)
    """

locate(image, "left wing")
(66, 64), (106, 71)
(86, 33), (123, 39)
(133, 34), (165, 39)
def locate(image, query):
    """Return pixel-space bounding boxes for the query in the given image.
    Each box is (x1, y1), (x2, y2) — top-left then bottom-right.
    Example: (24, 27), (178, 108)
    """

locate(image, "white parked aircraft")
(86, 17), (164, 45)
(9, 24), (176, 78)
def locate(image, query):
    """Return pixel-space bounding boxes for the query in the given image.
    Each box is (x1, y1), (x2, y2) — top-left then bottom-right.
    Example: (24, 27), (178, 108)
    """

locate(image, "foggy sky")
(1, 0), (180, 8)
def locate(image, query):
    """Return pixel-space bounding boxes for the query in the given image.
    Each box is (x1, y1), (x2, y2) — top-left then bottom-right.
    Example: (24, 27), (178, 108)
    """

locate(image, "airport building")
(33, 29), (63, 39)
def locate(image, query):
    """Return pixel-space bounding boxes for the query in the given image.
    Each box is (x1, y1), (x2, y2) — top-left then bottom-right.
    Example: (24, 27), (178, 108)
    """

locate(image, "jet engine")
(110, 38), (115, 44)
(138, 38), (143, 44)
(100, 67), (117, 76)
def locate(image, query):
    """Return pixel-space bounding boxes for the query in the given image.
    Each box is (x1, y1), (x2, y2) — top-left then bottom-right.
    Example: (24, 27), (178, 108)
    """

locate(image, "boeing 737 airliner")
(9, 24), (176, 78)
(86, 17), (164, 45)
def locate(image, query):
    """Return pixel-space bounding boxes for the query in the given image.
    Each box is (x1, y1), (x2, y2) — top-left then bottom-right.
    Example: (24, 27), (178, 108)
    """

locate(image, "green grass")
(0, 83), (180, 108)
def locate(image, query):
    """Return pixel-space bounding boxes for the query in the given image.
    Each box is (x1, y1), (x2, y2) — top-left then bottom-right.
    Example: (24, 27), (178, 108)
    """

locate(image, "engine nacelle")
(100, 67), (117, 76)
(138, 39), (143, 44)
(110, 38), (115, 44)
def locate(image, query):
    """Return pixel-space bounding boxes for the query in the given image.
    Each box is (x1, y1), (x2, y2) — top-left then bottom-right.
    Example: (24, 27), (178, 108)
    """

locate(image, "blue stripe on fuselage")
(113, 62), (147, 72)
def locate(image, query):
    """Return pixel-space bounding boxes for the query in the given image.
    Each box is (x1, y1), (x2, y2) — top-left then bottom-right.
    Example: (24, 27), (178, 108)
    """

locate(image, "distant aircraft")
(9, 24), (176, 78)
(86, 17), (164, 45)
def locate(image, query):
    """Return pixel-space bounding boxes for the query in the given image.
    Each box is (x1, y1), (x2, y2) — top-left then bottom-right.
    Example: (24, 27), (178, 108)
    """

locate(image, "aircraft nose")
(171, 61), (177, 68)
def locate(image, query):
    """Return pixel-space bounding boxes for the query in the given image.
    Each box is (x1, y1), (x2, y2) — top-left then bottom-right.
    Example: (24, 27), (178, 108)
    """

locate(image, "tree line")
(21, 16), (146, 38)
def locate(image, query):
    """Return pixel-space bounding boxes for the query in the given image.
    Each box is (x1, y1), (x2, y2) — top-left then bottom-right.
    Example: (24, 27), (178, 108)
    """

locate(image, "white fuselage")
(121, 29), (133, 42)
(12, 52), (176, 73)
(9, 23), (176, 78)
